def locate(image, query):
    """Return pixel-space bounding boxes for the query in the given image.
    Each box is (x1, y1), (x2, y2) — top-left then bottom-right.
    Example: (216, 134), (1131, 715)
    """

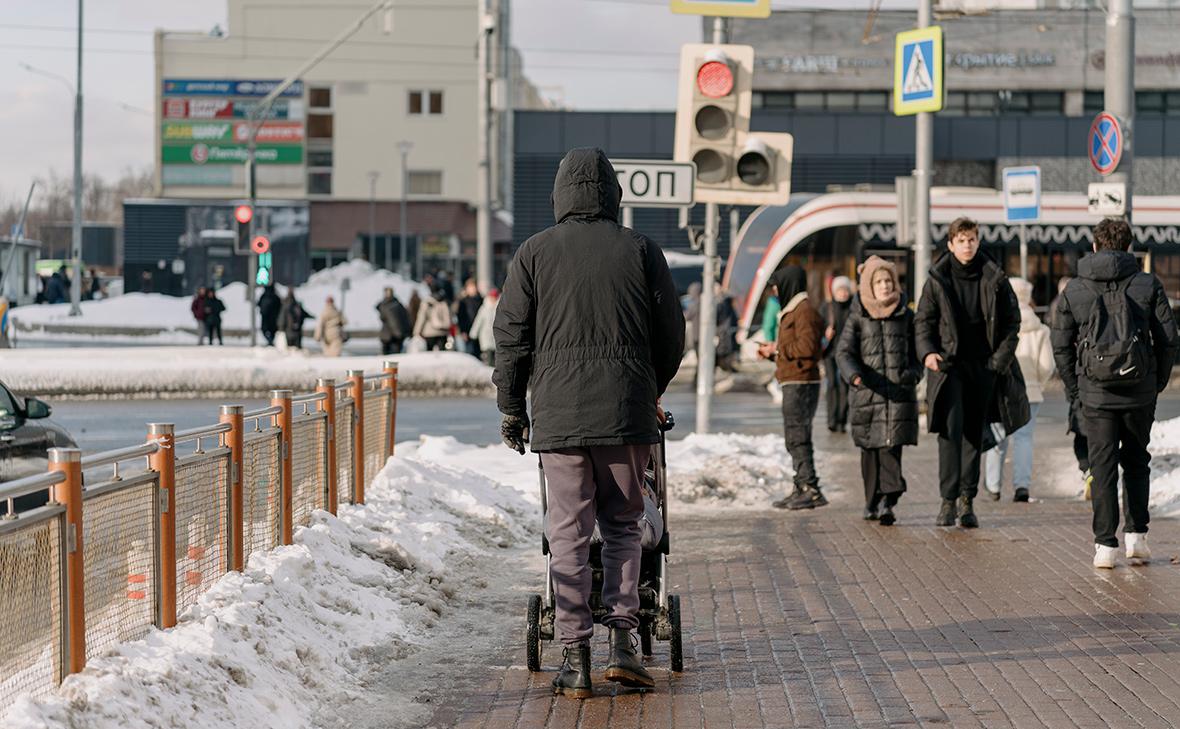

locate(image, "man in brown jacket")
(759, 265), (828, 509)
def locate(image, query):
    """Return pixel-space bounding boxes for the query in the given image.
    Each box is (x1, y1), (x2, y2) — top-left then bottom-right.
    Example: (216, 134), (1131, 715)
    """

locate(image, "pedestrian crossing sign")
(893, 26), (943, 116)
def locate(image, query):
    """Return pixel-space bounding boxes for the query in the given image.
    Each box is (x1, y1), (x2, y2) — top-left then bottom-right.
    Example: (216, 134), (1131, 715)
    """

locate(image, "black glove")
(501, 414), (530, 455)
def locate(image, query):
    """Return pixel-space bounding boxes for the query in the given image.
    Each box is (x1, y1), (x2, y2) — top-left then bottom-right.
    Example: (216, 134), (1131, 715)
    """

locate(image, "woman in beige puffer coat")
(314, 296), (348, 357)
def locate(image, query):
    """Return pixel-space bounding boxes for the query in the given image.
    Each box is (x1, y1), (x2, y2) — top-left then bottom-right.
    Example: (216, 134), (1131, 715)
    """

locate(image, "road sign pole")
(912, 0), (934, 303)
(696, 202), (719, 435)
(1105, 0), (1134, 221)
(622, 205), (633, 229)
(1020, 224), (1028, 280)
(247, 159), (258, 347)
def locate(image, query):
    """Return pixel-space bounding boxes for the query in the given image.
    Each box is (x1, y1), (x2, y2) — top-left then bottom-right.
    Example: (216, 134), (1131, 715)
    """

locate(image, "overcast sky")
(0, 0), (897, 201)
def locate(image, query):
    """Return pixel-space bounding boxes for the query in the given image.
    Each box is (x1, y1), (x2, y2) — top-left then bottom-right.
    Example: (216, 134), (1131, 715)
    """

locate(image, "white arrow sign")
(611, 159), (696, 208)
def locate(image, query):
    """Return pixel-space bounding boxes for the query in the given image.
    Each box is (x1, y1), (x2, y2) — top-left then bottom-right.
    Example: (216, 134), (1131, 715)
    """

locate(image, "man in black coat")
(454, 278), (483, 357)
(916, 217), (1026, 529)
(258, 284), (282, 346)
(1051, 218), (1178, 568)
(494, 147), (684, 698)
(376, 287), (411, 355)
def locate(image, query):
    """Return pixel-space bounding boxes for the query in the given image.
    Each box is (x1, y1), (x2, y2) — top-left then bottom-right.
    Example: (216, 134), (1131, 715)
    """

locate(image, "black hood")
(1078, 249), (1139, 283)
(768, 265), (807, 309)
(551, 147), (621, 224)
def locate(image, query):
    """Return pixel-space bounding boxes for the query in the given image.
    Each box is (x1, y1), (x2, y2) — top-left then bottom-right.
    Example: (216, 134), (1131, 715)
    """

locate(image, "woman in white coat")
(985, 277), (1055, 502)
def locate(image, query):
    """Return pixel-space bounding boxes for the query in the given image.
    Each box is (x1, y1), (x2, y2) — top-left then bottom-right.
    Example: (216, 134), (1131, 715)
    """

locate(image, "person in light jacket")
(314, 296), (347, 356)
(984, 278), (1055, 503)
(469, 288), (499, 366)
(414, 285), (453, 351)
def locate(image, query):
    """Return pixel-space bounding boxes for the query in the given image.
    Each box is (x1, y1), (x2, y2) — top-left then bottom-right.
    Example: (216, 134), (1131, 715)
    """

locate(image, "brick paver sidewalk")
(432, 423), (1180, 728)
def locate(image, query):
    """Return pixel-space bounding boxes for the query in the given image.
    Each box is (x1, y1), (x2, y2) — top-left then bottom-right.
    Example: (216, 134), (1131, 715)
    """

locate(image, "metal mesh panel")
(174, 451), (229, 617)
(291, 416), (327, 529)
(336, 400), (355, 506)
(242, 431), (281, 564)
(363, 392), (391, 488)
(0, 516), (63, 701)
(83, 479), (158, 660)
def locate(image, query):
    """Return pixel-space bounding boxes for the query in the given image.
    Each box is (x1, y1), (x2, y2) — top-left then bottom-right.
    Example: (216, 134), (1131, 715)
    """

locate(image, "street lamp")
(398, 141), (413, 277)
(368, 171), (380, 267)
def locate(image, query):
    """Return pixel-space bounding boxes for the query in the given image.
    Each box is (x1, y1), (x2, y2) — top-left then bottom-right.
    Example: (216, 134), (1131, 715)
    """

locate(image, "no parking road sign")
(1089, 112), (1124, 176)
(893, 26), (944, 116)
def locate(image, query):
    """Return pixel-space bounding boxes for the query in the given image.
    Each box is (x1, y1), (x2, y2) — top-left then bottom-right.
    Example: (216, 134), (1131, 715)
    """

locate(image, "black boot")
(958, 495), (979, 529)
(936, 499), (956, 527)
(784, 485), (828, 510)
(772, 486), (804, 509)
(879, 504), (896, 526)
(552, 643), (592, 699)
(604, 627), (655, 689)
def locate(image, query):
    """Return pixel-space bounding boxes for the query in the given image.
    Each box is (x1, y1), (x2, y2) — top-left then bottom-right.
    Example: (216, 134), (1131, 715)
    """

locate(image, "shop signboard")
(162, 98), (304, 121)
(161, 143), (304, 165)
(162, 79), (304, 97)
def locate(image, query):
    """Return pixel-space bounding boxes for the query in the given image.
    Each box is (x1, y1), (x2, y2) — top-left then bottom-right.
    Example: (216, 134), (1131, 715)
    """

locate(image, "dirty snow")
(1149, 417), (1180, 516)
(3, 433), (785, 728)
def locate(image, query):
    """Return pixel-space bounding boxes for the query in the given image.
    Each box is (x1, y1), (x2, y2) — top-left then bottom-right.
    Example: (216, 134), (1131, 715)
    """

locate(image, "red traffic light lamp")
(696, 50), (734, 99)
(234, 205), (253, 225)
(250, 235), (271, 255)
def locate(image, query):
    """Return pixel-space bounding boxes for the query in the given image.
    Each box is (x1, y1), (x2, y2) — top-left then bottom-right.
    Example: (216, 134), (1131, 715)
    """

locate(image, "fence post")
(49, 447), (85, 676)
(316, 379), (338, 515)
(148, 423), (177, 629)
(219, 406), (245, 571)
(383, 360), (399, 461)
(349, 370), (365, 506)
(271, 389), (294, 546)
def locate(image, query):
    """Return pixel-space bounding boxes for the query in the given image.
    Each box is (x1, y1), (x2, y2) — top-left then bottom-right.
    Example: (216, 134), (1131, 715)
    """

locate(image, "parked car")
(0, 380), (77, 514)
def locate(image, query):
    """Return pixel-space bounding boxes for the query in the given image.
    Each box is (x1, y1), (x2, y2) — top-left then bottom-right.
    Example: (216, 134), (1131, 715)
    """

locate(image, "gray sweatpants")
(540, 444), (649, 646)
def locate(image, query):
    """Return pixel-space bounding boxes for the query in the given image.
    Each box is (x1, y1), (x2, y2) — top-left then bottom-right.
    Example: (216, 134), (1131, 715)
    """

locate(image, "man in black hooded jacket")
(1052, 218), (1178, 568)
(494, 148), (684, 698)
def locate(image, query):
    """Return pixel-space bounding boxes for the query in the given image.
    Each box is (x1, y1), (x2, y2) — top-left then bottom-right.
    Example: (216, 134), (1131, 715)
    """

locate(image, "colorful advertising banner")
(162, 98), (304, 121)
(162, 143), (304, 165)
(162, 121), (304, 144)
(162, 79), (304, 97)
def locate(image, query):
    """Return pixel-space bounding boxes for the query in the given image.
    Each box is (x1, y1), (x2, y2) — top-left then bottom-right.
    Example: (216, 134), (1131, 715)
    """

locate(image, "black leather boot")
(958, 495), (979, 529)
(936, 499), (956, 527)
(552, 643), (592, 699)
(604, 627), (655, 689)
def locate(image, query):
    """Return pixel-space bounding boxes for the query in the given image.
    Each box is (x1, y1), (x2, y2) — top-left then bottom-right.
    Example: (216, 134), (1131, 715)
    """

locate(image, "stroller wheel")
(668, 595), (684, 673)
(639, 623), (653, 657)
(526, 594), (543, 672)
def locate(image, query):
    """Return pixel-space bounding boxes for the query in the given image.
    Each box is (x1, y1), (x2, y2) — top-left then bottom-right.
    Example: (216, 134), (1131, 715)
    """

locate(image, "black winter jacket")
(823, 299), (851, 358)
(836, 295), (923, 450)
(915, 253), (1028, 435)
(1051, 250), (1178, 410)
(377, 297), (411, 343)
(492, 148), (685, 451)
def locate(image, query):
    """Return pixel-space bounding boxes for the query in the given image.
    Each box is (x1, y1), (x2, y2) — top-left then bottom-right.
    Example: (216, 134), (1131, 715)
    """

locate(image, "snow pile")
(1149, 417), (1180, 516)
(11, 260), (427, 336)
(2, 348), (492, 399)
(3, 449), (536, 729)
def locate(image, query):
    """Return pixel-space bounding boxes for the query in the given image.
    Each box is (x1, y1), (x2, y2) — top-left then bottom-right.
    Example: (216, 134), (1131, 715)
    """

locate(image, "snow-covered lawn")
(1, 348), (492, 399)
(2, 433), (790, 728)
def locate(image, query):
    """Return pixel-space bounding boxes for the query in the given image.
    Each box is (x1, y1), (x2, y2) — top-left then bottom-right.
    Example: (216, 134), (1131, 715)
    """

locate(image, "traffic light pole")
(247, 160), (258, 347)
(695, 202), (720, 434)
(912, 0), (933, 304)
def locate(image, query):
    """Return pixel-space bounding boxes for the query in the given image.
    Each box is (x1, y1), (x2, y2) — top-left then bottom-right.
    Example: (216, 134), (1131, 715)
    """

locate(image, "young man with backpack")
(1051, 218), (1178, 568)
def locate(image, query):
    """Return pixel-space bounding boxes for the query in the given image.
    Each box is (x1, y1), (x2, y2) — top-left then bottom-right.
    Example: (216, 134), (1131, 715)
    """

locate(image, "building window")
(857, 92), (888, 111)
(307, 113), (334, 139)
(795, 92), (825, 110)
(309, 86), (332, 109)
(429, 90), (444, 115)
(408, 90), (423, 115)
(1084, 91), (1104, 114)
(1027, 92), (1063, 116)
(308, 171), (332, 195)
(408, 90), (443, 116)
(825, 92), (856, 111)
(408, 170), (443, 195)
(307, 149), (333, 168)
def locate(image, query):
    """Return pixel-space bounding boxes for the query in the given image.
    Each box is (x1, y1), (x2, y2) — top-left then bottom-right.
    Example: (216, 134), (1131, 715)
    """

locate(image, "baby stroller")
(525, 412), (684, 673)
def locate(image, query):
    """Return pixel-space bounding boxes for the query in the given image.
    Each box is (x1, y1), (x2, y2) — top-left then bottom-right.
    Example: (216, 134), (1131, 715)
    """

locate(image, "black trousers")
(1073, 431), (1090, 473)
(424, 336), (447, 351)
(381, 338), (405, 355)
(781, 383), (821, 488)
(862, 446), (905, 508)
(825, 357), (849, 430)
(937, 362), (994, 502)
(1084, 404), (1154, 547)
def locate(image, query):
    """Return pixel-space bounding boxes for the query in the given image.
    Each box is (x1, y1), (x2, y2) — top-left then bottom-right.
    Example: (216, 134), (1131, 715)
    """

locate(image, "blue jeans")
(985, 402), (1040, 492)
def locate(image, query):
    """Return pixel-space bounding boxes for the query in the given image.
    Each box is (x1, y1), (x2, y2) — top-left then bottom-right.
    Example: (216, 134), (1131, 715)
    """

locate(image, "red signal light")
(234, 205), (253, 225)
(250, 235), (271, 254)
(696, 60), (734, 99)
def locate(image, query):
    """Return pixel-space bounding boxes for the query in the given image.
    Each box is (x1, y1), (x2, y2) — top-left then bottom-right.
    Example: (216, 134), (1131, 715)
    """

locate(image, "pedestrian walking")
(684, 281), (702, 357)
(1051, 218), (1178, 568)
(758, 265), (828, 511)
(413, 285), (452, 351)
(376, 287), (411, 355)
(191, 286), (208, 345)
(469, 288), (499, 366)
(984, 277), (1055, 503)
(202, 288), (225, 345)
(494, 148), (683, 698)
(715, 285), (739, 374)
(915, 217), (1029, 528)
(277, 290), (308, 349)
(836, 257), (922, 526)
(824, 275), (854, 432)
(258, 283), (281, 346)
(313, 296), (347, 356)
(455, 278), (483, 357)
(761, 288), (783, 404)
(1051, 275), (1093, 498)
(408, 289), (422, 329)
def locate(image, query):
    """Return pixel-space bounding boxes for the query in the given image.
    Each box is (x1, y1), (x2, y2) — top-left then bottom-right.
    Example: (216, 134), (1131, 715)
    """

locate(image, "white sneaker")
(1126, 533), (1151, 564)
(1094, 544), (1118, 569)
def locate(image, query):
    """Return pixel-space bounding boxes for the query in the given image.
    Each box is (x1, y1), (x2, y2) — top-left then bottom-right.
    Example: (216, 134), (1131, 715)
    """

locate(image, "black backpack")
(1079, 275), (1152, 386)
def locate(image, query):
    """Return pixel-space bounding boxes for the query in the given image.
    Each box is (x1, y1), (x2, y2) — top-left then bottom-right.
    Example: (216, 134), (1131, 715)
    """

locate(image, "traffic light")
(674, 43), (793, 205)
(234, 204), (253, 255)
(256, 251), (272, 286)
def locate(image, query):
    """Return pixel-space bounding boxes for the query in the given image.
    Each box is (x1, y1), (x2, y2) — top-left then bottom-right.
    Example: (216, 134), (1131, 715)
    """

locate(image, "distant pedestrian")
(414, 285), (452, 351)
(314, 296), (347, 356)
(836, 256), (921, 526)
(824, 275), (853, 432)
(915, 217), (1028, 529)
(469, 288), (499, 366)
(258, 284), (282, 346)
(1051, 275), (1093, 498)
(376, 287), (411, 355)
(761, 288), (783, 404)
(684, 281), (702, 357)
(191, 286), (208, 345)
(277, 290), (308, 349)
(715, 285), (739, 374)
(455, 278), (483, 357)
(984, 278), (1055, 503)
(86, 268), (102, 300)
(202, 288), (225, 345)
(408, 289), (423, 331)
(758, 265), (828, 511)
(44, 268), (67, 305)
(1051, 218), (1178, 568)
